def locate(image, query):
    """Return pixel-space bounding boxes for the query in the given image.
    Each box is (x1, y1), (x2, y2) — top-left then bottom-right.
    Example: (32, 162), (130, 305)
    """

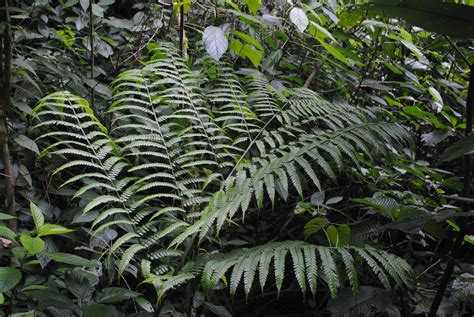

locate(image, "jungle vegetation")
(0, 0), (474, 316)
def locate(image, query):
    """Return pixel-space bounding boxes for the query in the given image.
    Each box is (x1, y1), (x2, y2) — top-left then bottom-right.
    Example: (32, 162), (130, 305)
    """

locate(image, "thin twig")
(444, 36), (470, 66)
(351, 26), (385, 102)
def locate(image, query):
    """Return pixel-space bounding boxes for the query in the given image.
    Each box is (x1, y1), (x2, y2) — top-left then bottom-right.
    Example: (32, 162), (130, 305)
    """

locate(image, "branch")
(303, 65), (319, 88)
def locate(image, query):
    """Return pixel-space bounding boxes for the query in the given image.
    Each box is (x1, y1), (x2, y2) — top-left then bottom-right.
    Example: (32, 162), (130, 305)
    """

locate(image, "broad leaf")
(14, 135), (39, 155)
(326, 225), (351, 247)
(244, 0), (261, 15)
(65, 270), (94, 301)
(337, 225), (350, 247)
(304, 217), (327, 238)
(366, 0), (474, 38)
(37, 224), (74, 237)
(80, 0), (90, 11)
(326, 225), (339, 247)
(231, 30), (264, 50)
(26, 289), (78, 311)
(203, 26), (229, 61)
(30, 201), (44, 229)
(309, 21), (336, 42)
(0, 225), (17, 240)
(261, 49), (282, 70)
(400, 40), (428, 64)
(103, 17), (134, 31)
(135, 297), (155, 312)
(230, 39), (263, 67)
(20, 235), (45, 255)
(311, 191), (325, 206)
(289, 7), (309, 33)
(240, 44), (263, 67)
(0, 267), (22, 293)
(0, 212), (16, 220)
(92, 4), (105, 17)
(317, 38), (350, 66)
(83, 304), (118, 317)
(428, 87), (443, 104)
(326, 196), (343, 205)
(97, 287), (141, 303)
(43, 252), (98, 268)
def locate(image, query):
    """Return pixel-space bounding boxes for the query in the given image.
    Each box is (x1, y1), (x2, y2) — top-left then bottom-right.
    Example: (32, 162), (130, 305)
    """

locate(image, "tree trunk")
(0, 0), (16, 231)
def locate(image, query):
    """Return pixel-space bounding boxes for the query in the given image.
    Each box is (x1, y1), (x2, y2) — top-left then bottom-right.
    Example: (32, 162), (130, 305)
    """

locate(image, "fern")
(31, 92), (136, 240)
(31, 42), (413, 304)
(201, 241), (412, 299)
(119, 244), (145, 275)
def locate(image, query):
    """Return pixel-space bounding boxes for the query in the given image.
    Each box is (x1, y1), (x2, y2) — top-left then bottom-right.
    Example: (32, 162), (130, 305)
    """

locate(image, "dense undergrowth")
(1, 0), (474, 316)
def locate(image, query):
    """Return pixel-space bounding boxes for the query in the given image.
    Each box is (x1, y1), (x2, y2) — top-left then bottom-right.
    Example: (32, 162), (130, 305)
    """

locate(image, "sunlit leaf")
(244, 0), (261, 15)
(20, 235), (45, 255)
(30, 201), (44, 230)
(203, 26), (229, 61)
(289, 7), (309, 33)
(317, 39), (350, 66)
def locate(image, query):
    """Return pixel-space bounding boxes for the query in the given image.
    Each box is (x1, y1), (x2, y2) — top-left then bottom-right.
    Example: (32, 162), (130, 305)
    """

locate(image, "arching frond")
(31, 41), (414, 305)
(202, 241), (412, 298)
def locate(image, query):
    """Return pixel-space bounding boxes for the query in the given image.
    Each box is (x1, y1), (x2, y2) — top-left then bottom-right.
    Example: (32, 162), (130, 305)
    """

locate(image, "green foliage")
(0, 268), (22, 293)
(244, 0), (261, 15)
(2, 0), (474, 315)
(0, 201), (144, 315)
(202, 241), (412, 298)
(367, 0), (474, 38)
(439, 132), (474, 162)
(29, 41), (413, 308)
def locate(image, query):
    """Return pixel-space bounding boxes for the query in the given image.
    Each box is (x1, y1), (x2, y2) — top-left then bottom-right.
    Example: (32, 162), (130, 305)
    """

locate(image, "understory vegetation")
(1, 0), (474, 316)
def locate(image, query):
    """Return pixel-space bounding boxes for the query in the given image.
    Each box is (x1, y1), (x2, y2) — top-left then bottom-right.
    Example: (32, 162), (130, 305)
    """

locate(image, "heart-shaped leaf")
(203, 26), (228, 61)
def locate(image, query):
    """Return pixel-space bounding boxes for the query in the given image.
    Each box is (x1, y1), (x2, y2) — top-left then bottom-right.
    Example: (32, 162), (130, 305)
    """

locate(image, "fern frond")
(119, 244), (145, 275)
(32, 42), (413, 306)
(201, 241), (412, 299)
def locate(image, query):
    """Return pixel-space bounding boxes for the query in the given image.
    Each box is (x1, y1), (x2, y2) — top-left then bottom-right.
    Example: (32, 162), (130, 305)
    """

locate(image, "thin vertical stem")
(179, 4), (185, 58)
(89, 0), (95, 108)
